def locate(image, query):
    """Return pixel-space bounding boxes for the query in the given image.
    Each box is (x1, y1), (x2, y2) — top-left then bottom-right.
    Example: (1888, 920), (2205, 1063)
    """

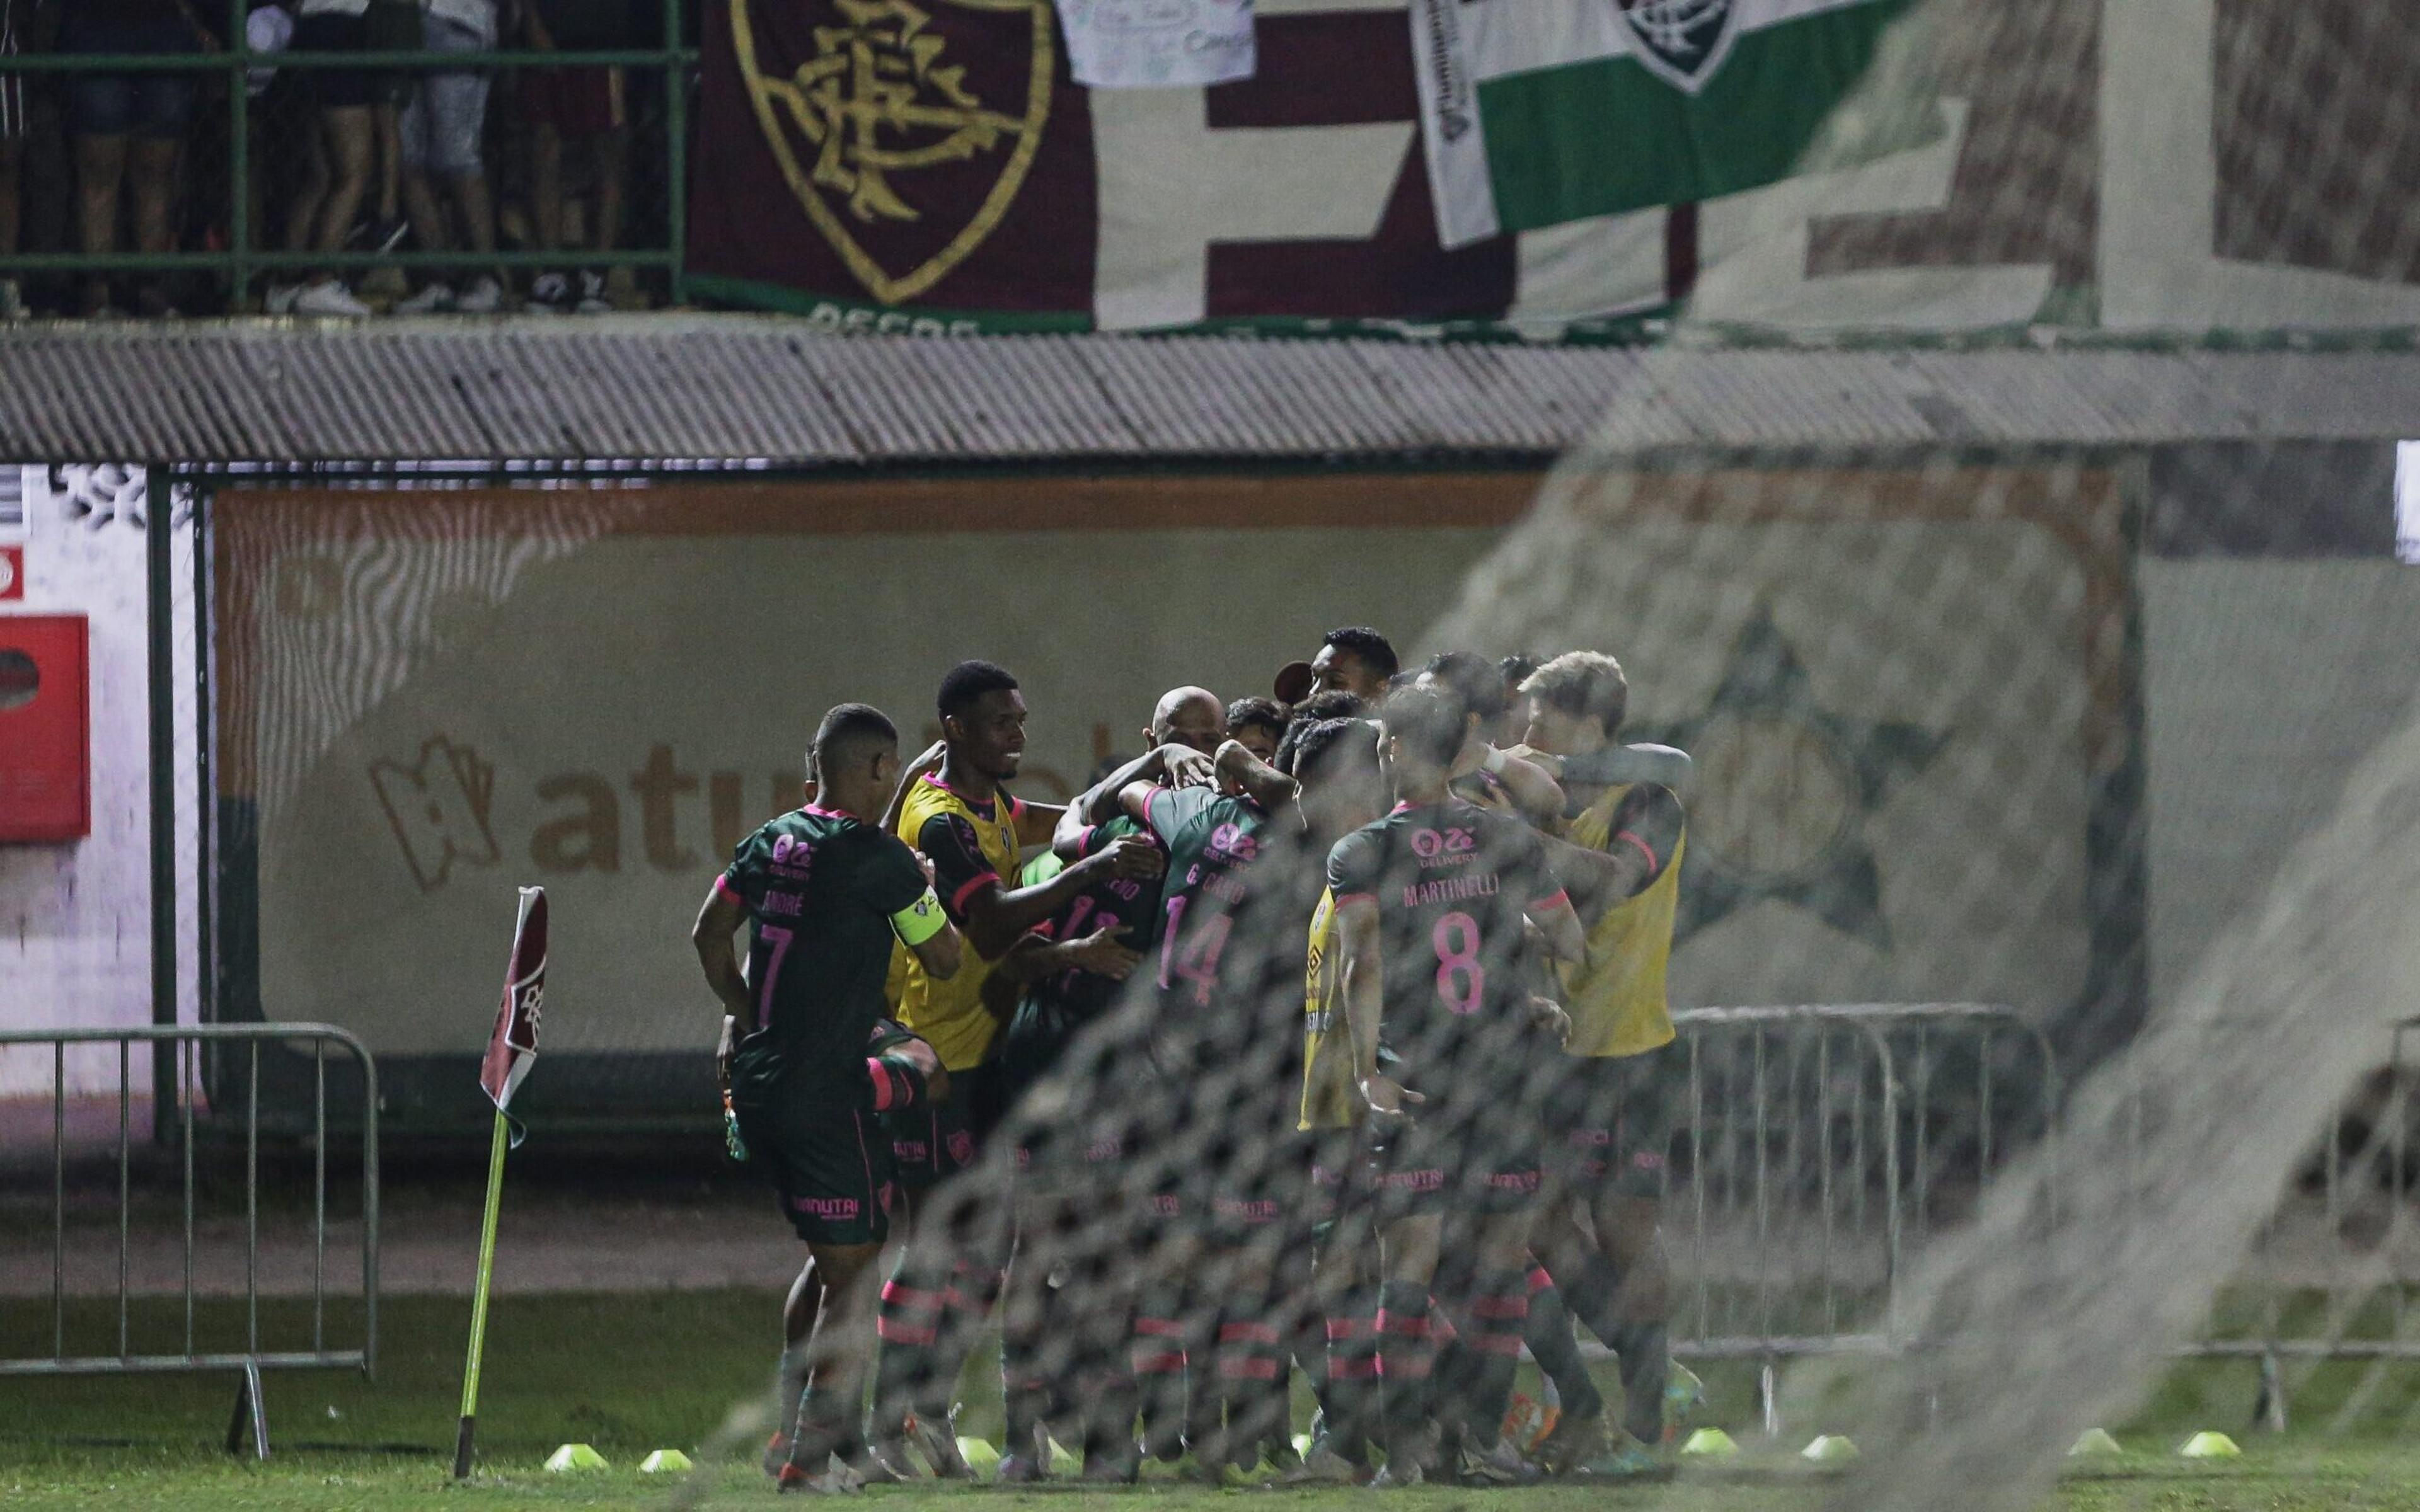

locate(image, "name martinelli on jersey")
(1403, 873), (1501, 908)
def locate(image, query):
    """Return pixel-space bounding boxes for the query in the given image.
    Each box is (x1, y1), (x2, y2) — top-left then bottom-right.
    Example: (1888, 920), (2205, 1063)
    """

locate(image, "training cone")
(959, 1436), (1002, 1477)
(2179, 1431), (2242, 1459)
(1802, 1435), (1860, 1462)
(1293, 1433), (1313, 1460)
(638, 1449), (694, 1474)
(543, 1443), (609, 1472)
(1047, 1436), (1081, 1475)
(1681, 1428), (1741, 1457)
(2069, 1429), (2123, 1457)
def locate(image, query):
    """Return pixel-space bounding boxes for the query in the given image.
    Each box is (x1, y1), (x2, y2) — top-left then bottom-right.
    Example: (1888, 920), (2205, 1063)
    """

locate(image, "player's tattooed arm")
(1215, 738), (1300, 817)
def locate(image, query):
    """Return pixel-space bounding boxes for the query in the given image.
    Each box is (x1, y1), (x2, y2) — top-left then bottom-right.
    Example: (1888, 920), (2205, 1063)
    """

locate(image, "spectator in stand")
(0, 0), (38, 317)
(60, 0), (213, 318)
(521, 0), (630, 313)
(393, 0), (504, 314)
(271, 0), (387, 315)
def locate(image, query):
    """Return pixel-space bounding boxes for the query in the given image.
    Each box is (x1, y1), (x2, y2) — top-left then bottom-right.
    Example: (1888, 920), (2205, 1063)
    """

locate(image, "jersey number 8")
(1432, 911), (1484, 1015)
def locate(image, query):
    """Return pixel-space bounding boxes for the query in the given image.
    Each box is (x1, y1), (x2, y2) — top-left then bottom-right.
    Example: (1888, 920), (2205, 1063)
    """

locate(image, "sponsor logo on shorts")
(1375, 1167), (1446, 1192)
(1483, 1169), (1543, 1193)
(1568, 1128), (1614, 1147)
(1213, 1196), (1280, 1225)
(792, 1194), (861, 1219)
(1013, 1147), (1034, 1171)
(1146, 1193), (1182, 1218)
(894, 1138), (930, 1164)
(1310, 1164), (1344, 1188)
(947, 1130), (976, 1166)
(1629, 1150), (1666, 1172)
(1084, 1136), (1124, 1163)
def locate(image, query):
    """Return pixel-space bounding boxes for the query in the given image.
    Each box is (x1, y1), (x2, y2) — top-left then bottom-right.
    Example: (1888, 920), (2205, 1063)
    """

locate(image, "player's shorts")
(1305, 1126), (1366, 1232)
(887, 1058), (1006, 1195)
(1544, 1044), (1682, 1200)
(1364, 1108), (1543, 1222)
(1185, 1126), (1310, 1247)
(731, 1094), (894, 1248)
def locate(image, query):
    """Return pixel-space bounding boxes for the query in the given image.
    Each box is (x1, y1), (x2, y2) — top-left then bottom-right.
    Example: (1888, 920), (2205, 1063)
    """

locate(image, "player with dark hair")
(1514, 651), (1696, 1475)
(1273, 690), (1367, 773)
(1497, 655), (1543, 747)
(872, 662), (1163, 1478)
(690, 703), (965, 1494)
(1330, 684), (1586, 1486)
(1419, 651), (1567, 825)
(1310, 626), (1400, 702)
(1281, 717), (1392, 1484)
(1224, 696), (1288, 766)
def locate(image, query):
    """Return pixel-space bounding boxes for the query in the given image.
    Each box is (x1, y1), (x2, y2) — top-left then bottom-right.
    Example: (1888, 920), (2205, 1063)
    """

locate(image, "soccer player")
(1330, 684), (1585, 1486)
(1224, 696), (1288, 766)
(872, 660), (1163, 1477)
(1419, 650), (1567, 825)
(1061, 726), (1303, 1478)
(1514, 651), (1693, 1475)
(1285, 717), (1392, 1484)
(1308, 626), (1399, 702)
(689, 703), (964, 1494)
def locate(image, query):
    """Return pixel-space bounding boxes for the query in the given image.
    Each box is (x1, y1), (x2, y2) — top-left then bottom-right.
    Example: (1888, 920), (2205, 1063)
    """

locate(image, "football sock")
(1374, 1280), (1436, 1460)
(777, 1342), (814, 1448)
(1323, 1286), (1380, 1463)
(1130, 1283), (1189, 1459)
(1215, 1314), (1287, 1467)
(1461, 1268), (1532, 1447)
(1606, 1320), (1672, 1444)
(872, 1262), (948, 1437)
(1524, 1265), (1605, 1420)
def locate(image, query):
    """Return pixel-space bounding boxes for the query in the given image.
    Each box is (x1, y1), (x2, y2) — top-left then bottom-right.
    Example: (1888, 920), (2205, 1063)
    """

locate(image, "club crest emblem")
(1618, 0), (1739, 95)
(730, 0), (1054, 306)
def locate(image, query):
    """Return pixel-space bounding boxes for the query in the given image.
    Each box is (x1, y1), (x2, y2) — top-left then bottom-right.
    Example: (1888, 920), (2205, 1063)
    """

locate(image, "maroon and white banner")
(479, 887), (547, 1114)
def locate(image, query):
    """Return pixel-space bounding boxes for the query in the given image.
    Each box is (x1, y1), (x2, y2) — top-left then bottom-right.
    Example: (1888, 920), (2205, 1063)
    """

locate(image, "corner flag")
(457, 885), (546, 1479)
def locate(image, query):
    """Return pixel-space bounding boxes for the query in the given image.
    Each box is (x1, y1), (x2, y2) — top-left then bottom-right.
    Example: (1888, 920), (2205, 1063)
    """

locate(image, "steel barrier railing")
(0, 1023), (379, 1458)
(0, 1), (694, 304)
(1662, 1002), (2058, 1434)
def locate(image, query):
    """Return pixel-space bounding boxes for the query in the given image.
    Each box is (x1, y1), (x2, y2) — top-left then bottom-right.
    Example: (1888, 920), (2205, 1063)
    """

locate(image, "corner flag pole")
(454, 886), (548, 1480)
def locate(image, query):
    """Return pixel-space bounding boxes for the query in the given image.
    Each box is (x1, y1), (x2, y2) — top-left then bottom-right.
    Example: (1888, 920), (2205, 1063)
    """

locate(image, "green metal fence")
(0, 1), (695, 306)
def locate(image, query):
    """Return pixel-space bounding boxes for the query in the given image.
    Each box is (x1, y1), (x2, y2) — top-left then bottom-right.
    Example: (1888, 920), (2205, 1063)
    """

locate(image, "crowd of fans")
(0, 0), (669, 318)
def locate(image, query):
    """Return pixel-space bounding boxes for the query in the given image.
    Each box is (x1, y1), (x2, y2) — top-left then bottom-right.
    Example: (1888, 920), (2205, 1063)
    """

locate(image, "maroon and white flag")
(479, 887), (547, 1114)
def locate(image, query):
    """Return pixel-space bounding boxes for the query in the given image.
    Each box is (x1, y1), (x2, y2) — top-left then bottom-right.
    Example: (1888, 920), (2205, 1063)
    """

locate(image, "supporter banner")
(1409, 0), (1939, 248)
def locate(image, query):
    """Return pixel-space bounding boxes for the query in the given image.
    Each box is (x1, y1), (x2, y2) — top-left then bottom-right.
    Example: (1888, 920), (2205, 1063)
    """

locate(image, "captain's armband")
(891, 886), (948, 946)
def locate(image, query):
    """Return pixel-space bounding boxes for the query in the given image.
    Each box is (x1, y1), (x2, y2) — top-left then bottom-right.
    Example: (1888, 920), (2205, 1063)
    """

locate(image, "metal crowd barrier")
(2175, 1017), (2420, 1431)
(1662, 1002), (2060, 1434)
(0, 1024), (379, 1458)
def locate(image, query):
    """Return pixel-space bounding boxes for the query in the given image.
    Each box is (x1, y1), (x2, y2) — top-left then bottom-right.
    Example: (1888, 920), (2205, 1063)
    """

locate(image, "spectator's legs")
(529, 121), (565, 252)
(0, 137), (22, 256)
(372, 100), (402, 238)
(313, 106), (374, 255)
(127, 135), (176, 255)
(283, 121), (331, 255)
(590, 127), (626, 253)
(73, 130), (126, 314)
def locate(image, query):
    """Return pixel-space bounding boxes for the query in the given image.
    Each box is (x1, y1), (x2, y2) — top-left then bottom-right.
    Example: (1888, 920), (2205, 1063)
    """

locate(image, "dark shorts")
(520, 66), (625, 134)
(60, 19), (199, 138)
(888, 1058), (1005, 1195)
(1364, 1109), (1543, 1222)
(1186, 1128), (1311, 1247)
(292, 14), (389, 111)
(1544, 1045), (1681, 1199)
(733, 1096), (894, 1248)
(1306, 1126), (1367, 1232)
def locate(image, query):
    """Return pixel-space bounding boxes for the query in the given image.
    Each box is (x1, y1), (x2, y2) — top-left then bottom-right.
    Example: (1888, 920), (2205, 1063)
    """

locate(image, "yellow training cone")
(543, 1443), (608, 1472)
(959, 1436), (1002, 1477)
(1682, 1428), (1741, 1457)
(638, 1449), (694, 1473)
(2068, 1429), (2123, 1457)
(1802, 1435), (1860, 1462)
(2179, 1431), (2241, 1459)
(1047, 1436), (1081, 1475)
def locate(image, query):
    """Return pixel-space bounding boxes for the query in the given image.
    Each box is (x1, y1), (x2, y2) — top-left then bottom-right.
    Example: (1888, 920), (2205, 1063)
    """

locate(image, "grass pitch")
(7, 1290), (2420, 1509)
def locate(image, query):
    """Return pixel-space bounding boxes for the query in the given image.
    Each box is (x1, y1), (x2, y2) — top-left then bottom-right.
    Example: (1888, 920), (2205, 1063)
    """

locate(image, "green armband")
(892, 887), (948, 946)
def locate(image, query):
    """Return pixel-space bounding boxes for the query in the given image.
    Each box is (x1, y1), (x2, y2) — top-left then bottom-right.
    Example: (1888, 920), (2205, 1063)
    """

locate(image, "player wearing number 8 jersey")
(1332, 684), (1584, 1485)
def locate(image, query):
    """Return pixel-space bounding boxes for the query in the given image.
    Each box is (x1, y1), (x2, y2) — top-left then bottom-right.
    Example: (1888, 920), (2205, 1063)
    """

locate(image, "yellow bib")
(1559, 783), (1683, 1059)
(1298, 887), (1360, 1131)
(890, 773), (1022, 1070)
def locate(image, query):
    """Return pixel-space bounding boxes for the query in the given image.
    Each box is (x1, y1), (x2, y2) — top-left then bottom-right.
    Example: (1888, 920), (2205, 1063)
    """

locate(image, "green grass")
(9, 1291), (2420, 1509)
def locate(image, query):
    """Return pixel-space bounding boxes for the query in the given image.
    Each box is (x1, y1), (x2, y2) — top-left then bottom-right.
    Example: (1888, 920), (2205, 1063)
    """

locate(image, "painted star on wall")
(1639, 610), (1945, 950)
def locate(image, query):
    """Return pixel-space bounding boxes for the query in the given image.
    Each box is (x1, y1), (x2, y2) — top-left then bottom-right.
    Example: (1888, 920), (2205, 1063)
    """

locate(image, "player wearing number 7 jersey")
(1330, 683), (1586, 1486)
(689, 703), (965, 1493)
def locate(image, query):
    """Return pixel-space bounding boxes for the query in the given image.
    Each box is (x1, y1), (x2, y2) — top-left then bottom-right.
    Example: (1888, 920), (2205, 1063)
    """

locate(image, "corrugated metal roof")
(1, 318), (2417, 464)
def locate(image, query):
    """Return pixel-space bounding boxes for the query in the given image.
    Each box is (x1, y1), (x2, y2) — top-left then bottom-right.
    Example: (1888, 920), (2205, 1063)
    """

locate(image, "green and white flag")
(1411, 0), (1939, 249)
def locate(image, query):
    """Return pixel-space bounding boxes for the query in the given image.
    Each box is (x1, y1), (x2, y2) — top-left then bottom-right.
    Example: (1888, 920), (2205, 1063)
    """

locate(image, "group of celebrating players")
(692, 626), (1695, 1493)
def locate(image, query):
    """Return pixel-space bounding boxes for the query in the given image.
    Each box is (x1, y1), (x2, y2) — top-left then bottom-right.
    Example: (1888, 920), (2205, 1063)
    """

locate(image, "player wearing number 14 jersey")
(1330, 684), (1585, 1484)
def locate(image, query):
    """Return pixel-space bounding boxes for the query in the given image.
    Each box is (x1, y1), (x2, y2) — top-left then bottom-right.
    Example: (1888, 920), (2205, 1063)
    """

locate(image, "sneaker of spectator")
(294, 278), (372, 317)
(525, 270), (572, 315)
(455, 275), (505, 314)
(574, 268), (612, 314)
(394, 280), (456, 314)
(264, 282), (302, 316)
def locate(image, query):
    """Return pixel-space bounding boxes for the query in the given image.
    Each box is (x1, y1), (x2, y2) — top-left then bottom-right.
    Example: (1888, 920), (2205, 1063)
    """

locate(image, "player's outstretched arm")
(1524, 890), (1587, 966)
(1484, 745), (1567, 825)
(957, 840), (1164, 959)
(1514, 742), (1693, 793)
(1059, 742), (1218, 846)
(882, 739), (949, 835)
